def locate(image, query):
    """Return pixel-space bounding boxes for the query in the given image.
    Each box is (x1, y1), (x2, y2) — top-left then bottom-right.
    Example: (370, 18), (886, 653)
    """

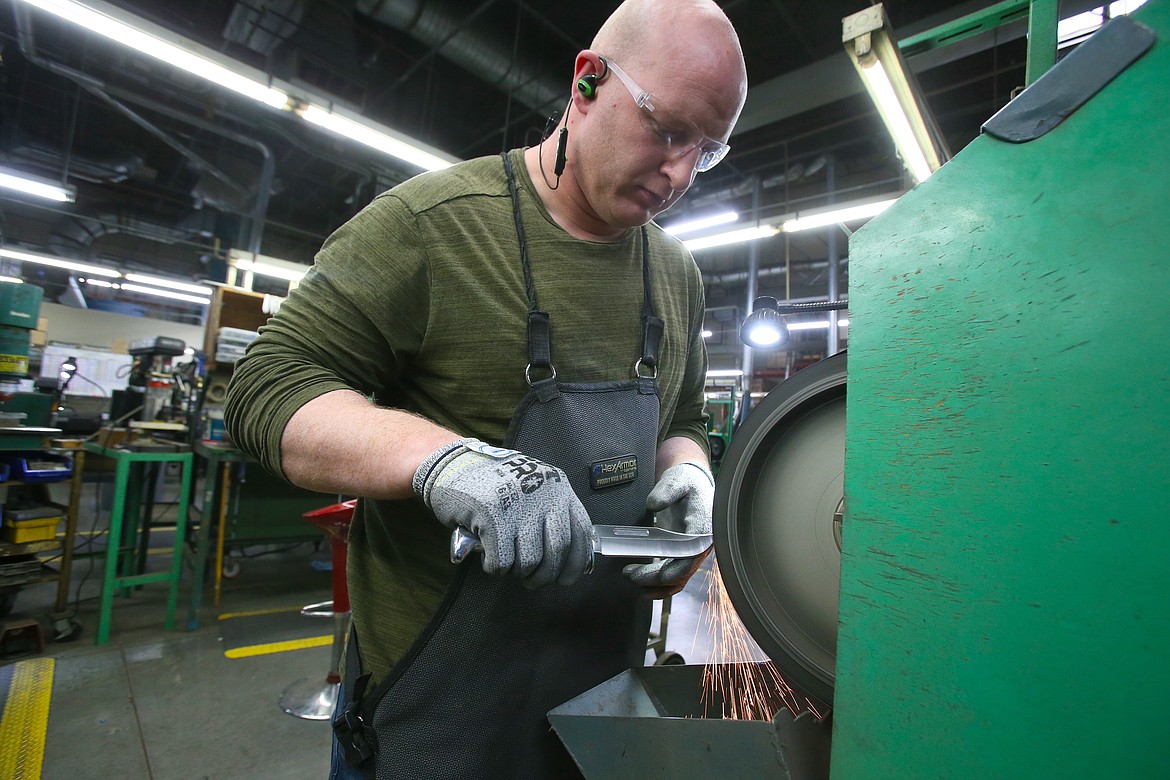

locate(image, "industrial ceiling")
(0, 0), (1102, 352)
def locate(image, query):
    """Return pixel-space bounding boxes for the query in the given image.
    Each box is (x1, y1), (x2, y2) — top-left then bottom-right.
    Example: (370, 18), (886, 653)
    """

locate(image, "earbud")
(576, 74), (599, 99)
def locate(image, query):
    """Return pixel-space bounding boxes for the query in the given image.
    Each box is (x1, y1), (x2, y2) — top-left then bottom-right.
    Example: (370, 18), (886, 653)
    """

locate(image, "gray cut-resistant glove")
(413, 438), (593, 587)
(624, 462), (715, 598)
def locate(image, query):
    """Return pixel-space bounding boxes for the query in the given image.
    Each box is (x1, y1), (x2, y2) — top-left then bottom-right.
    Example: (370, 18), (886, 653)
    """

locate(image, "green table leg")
(164, 456), (192, 631)
(97, 456), (131, 645)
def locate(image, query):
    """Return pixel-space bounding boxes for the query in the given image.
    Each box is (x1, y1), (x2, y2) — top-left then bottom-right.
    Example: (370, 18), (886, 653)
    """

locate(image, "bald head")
(592, 0), (746, 102)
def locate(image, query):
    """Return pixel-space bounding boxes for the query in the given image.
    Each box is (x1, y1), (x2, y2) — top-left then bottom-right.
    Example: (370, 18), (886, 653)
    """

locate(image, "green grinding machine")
(549, 3), (1170, 778)
(834, 3), (1170, 777)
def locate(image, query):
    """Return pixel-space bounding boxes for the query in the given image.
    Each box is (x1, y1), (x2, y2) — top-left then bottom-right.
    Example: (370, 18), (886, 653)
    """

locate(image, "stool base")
(279, 675), (340, 721)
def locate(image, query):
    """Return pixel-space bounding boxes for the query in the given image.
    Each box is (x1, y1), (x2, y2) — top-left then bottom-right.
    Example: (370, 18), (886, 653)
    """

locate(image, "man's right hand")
(413, 439), (593, 587)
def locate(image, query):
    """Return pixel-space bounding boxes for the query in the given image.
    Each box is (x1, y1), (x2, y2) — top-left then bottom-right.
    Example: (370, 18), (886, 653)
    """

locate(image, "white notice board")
(39, 345), (134, 398)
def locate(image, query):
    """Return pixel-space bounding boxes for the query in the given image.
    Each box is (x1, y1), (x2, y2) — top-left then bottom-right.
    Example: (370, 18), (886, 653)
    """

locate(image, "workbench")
(187, 441), (333, 629)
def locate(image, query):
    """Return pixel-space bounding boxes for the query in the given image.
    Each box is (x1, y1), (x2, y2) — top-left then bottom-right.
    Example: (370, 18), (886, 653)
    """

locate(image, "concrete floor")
(1, 477), (758, 779)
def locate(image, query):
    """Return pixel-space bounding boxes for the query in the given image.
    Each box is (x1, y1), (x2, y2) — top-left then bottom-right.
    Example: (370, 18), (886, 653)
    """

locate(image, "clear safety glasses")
(602, 57), (731, 173)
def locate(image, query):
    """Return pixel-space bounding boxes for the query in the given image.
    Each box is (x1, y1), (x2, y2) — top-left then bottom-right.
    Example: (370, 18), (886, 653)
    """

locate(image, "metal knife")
(450, 524), (713, 569)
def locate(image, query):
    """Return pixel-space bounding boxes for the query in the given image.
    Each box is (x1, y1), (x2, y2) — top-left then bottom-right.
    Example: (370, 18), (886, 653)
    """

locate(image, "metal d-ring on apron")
(333, 152), (664, 780)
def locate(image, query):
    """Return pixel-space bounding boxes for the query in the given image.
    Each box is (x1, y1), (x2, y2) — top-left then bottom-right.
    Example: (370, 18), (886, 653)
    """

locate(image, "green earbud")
(576, 74), (599, 98)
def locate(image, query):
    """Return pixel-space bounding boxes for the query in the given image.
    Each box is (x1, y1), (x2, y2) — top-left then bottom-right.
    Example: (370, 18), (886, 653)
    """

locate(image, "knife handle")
(449, 525), (595, 575)
(450, 525), (482, 564)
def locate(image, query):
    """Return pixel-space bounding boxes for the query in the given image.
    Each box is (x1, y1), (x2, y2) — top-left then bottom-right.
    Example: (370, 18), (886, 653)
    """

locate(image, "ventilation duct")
(224, 0), (306, 56)
(1, 143), (144, 185)
(47, 211), (217, 262)
(356, 0), (566, 117)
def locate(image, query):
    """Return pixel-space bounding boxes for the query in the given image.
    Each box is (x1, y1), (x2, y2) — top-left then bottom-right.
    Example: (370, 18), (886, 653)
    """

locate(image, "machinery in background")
(109, 336), (193, 425)
(704, 376), (739, 475)
(0, 281), (55, 430)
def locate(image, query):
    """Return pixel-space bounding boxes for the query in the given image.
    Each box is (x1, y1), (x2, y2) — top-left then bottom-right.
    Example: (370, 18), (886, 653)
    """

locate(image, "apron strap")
(334, 629), (377, 767)
(500, 152), (662, 383)
(638, 227), (664, 378)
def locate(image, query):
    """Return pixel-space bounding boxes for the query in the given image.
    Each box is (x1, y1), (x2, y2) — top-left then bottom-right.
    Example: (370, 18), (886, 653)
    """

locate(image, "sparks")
(699, 559), (823, 721)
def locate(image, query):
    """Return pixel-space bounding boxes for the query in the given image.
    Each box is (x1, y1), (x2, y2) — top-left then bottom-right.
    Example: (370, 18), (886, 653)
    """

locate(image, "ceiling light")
(118, 283), (210, 306)
(0, 276), (24, 285)
(1057, 1), (1148, 48)
(788, 318), (851, 331)
(231, 252), (311, 283)
(299, 104), (455, 172)
(16, 0), (289, 109)
(82, 278), (114, 288)
(15, 1), (461, 175)
(0, 169), (76, 202)
(664, 211), (739, 237)
(123, 273), (212, 296)
(782, 199), (898, 232)
(684, 226), (779, 253)
(701, 329), (714, 338)
(706, 369), (744, 378)
(0, 247), (120, 277)
(843, 5), (946, 183)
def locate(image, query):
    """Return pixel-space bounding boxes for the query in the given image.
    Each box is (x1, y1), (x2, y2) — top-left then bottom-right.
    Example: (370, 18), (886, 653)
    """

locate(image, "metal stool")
(279, 499), (355, 721)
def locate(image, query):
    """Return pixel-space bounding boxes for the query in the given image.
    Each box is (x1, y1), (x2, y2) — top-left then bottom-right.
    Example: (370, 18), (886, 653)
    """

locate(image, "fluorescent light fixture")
(784, 318), (851, 331)
(843, 5), (946, 183)
(123, 273), (212, 296)
(299, 104), (455, 172)
(0, 169), (76, 202)
(232, 252), (311, 282)
(0, 247), (120, 277)
(701, 329), (714, 338)
(706, 369), (744, 378)
(1058, 1), (1149, 48)
(16, 0), (289, 109)
(84, 277), (209, 305)
(118, 283), (210, 305)
(782, 198), (897, 232)
(15, 1), (462, 173)
(0, 276), (24, 284)
(664, 211), (738, 237)
(684, 226), (779, 253)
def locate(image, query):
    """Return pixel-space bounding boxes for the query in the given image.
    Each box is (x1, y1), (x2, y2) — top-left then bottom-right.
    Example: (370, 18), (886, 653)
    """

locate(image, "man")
(225, 1), (747, 777)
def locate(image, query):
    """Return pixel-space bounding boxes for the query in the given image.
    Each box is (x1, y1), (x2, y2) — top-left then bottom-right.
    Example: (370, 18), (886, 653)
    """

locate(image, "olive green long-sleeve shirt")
(225, 149), (709, 683)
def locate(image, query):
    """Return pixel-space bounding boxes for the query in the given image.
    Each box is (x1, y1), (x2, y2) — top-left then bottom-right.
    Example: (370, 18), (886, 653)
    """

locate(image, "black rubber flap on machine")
(713, 352), (847, 713)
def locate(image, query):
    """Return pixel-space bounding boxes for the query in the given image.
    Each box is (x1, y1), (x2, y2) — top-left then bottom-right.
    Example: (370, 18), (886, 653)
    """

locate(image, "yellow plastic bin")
(1, 515), (62, 544)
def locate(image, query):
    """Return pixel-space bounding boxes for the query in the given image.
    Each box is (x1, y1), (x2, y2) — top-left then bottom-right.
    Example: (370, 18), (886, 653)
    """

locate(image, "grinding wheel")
(713, 352), (846, 712)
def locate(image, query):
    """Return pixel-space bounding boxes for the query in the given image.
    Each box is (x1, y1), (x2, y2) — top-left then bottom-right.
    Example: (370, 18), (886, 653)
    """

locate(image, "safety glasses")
(602, 57), (731, 173)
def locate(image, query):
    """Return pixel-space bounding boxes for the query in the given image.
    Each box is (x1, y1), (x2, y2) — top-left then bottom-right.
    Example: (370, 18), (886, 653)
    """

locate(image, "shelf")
(0, 538), (62, 557)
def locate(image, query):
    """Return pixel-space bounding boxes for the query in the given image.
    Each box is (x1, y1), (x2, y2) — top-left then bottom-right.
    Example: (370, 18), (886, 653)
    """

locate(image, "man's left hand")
(623, 462), (715, 598)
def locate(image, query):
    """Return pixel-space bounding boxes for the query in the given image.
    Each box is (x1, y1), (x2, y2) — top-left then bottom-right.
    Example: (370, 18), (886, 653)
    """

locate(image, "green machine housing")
(0, 281), (53, 427)
(0, 281), (43, 380)
(834, 2), (1169, 777)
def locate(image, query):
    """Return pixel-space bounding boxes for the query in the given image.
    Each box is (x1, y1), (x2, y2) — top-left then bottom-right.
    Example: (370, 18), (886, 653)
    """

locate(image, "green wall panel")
(834, 3), (1170, 777)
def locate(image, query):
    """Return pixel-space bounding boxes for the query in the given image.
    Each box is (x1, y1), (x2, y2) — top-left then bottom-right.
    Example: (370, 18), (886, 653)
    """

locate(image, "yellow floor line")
(224, 635), (331, 659)
(218, 606), (303, 621)
(0, 657), (55, 780)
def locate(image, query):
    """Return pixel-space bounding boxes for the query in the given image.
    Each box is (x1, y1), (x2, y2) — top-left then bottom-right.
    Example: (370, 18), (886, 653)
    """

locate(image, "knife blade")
(450, 524), (713, 567)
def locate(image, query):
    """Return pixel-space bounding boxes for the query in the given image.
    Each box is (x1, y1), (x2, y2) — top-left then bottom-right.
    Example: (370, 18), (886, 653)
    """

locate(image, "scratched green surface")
(834, 3), (1170, 777)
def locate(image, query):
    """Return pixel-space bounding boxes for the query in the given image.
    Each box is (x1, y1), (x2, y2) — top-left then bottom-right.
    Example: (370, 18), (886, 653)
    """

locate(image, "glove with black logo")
(413, 438), (593, 587)
(623, 462), (715, 598)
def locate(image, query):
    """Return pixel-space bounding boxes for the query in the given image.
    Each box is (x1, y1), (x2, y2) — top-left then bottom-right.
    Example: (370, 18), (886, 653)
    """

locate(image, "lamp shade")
(740, 296), (791, 349)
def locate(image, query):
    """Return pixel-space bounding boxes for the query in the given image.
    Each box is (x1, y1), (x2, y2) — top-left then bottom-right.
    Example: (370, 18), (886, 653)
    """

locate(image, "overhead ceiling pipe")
(47, 211), (219, 262)
(356, 0), (567, 117)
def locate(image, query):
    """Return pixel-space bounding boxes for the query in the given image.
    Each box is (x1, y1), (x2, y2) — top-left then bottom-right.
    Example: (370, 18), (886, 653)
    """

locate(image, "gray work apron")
(333, 153), (663, 779)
